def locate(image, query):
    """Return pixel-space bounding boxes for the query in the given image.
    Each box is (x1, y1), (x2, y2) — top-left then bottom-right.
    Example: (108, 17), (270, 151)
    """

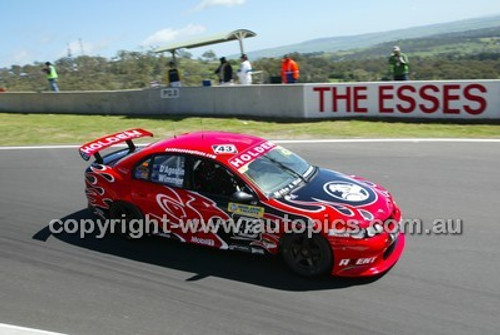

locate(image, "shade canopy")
(154, 29), (256, 56)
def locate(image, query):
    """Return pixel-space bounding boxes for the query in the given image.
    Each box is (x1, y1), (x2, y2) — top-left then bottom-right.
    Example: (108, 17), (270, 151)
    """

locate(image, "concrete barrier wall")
(0, 85), (305, 118)
(159, 85), (305, 118)
(0, 80), (499, 120)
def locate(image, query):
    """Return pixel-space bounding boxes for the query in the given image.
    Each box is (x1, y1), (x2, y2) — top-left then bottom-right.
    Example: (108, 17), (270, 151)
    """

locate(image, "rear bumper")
(330, 232), (406, 277)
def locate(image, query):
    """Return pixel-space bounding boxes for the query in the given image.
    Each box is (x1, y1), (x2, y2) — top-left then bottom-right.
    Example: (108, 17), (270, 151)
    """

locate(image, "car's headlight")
(349, 228), (366, 239)
(328, 226), (366, 239)
(328, 222), (384, 239)
(366, 222), (384, 237)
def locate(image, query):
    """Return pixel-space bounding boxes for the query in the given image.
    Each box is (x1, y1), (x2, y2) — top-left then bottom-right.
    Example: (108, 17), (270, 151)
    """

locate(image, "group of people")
(42, 46), (410, 92)
(163, 45), (410, 87)
(166, 53), (303, 87)
(166, 54), (254, 87)
(214, 54), (253, 85)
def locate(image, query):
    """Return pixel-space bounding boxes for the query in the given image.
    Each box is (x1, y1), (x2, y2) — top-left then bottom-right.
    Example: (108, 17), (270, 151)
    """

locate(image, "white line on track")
(0, 138), (499, 151)
(274, 138), (500, 144)
(0, 323), (67, 335)
(0, 144), (81, 150)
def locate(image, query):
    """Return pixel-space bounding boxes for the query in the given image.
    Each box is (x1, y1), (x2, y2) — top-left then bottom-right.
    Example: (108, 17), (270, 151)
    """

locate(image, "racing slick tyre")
(281, 233), (333, 277)
(109, 202), (146, 240)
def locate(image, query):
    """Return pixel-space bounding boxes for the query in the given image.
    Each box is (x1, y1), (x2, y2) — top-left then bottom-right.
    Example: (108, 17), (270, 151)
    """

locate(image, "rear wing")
(79, 128), (153, 163)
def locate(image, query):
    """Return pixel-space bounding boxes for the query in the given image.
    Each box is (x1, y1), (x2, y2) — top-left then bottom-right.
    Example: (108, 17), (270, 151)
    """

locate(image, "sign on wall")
(160, 88), (180, 99)
(304, 81), (500, 119)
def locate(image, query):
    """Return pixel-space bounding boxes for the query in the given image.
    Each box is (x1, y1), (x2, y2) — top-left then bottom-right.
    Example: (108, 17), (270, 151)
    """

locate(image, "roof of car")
(145, 131), (268, 165)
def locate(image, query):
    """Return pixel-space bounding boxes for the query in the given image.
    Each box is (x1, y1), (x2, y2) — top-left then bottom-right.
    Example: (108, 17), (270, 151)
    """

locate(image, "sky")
(1, 0), (500, 68)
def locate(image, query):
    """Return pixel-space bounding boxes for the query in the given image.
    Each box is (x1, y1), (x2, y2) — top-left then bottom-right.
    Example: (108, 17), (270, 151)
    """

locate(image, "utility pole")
(67, 43), (72, 58)
(79, 38), (85, 55)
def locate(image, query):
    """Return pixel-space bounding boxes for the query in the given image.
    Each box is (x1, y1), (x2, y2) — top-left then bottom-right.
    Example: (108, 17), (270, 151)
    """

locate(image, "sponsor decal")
(212, 144), (238, 154)
(322, 180), (377, 205)
(228, 202), (264, 218)
(338, 257), (377, 266)
(164, 147), (216, 160)
(190, 236), (215, 246)
(231, 217), (262, 240)
(273, 178), (302, 198)
(229, 141), (276, 169)
(356, 257), (377, 265)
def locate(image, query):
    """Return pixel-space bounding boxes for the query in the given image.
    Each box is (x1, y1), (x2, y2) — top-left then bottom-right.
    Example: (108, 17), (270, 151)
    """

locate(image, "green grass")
(1, 113), (499, 146)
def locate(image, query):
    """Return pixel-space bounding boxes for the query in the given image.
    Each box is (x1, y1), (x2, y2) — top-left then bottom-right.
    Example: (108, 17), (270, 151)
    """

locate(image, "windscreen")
(239, 146), (314, 197)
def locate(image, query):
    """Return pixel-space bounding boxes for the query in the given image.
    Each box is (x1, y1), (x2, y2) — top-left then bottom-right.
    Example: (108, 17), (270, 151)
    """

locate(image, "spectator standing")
(281, 55), (300, 84)
(43, 62), (59, 92)
(237, 54), (252, 85)
(167, 61), (181, 87)
(214, 57), (233, 85)
(388, 46), (409, 81)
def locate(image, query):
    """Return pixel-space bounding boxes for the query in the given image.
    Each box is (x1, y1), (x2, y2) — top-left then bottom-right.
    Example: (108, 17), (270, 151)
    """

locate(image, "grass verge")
(1, 113), (500, 146)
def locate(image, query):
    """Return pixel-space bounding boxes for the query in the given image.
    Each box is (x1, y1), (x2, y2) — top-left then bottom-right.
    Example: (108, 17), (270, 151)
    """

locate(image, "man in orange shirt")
(281, 55), (299, 84)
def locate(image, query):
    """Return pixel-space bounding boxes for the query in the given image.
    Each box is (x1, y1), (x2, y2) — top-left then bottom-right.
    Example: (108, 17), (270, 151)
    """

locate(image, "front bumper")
(329, 231), (406, 277)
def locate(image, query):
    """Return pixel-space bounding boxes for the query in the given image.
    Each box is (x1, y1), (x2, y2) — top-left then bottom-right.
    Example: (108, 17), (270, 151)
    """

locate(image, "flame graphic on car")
(85, 164), (115, 209)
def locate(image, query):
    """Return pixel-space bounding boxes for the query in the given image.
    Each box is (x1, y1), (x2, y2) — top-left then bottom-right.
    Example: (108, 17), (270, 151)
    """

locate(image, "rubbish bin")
(202, 79), (211, 87)
(270, 76), (282, 84)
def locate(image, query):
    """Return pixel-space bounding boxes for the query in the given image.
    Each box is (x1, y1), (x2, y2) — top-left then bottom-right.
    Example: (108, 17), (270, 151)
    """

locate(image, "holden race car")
(79, 129), (405, 277)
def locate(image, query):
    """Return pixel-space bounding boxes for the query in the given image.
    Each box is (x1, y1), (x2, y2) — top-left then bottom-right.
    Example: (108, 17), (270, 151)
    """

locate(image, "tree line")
(1, 49), (499, 92)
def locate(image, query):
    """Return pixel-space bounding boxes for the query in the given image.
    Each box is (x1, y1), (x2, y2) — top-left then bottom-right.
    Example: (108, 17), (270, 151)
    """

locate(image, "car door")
(129, 153), (195, 241)
(129, 153), (234, 249)
(187, 156), (268, 251)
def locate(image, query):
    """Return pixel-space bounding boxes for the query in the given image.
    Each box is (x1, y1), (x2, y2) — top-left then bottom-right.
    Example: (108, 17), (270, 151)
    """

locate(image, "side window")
(191, 158), (248, 197)
(150, 155), (185, 187)
(134, 157), (152, 181)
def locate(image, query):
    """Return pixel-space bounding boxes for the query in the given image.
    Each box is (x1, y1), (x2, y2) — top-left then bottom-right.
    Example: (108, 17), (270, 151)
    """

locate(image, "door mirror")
(231, 191), (256, 204)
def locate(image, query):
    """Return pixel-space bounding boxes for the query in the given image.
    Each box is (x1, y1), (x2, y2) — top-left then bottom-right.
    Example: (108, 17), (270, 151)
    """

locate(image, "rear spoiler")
(79, 128), (153, 163)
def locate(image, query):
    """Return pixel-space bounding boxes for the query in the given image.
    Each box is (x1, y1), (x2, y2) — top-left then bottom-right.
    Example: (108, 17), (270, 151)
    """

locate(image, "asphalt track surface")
(1, 142), (499, 335)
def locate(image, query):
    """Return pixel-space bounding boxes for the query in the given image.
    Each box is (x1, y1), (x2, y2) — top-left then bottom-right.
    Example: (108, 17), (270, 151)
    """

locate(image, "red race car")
(79, 129), (405, 277)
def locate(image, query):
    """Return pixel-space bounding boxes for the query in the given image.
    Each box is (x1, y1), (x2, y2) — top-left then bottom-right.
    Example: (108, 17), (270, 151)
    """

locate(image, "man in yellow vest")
(43, 62), (59, 92)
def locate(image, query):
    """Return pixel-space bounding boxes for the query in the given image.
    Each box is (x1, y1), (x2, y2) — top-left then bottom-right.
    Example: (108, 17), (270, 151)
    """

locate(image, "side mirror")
(231, 191), (256, 204)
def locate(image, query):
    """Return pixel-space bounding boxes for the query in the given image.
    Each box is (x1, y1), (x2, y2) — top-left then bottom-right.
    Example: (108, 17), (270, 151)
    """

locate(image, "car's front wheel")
(109, 202), (145, 240)
(280, 233), (333, 277)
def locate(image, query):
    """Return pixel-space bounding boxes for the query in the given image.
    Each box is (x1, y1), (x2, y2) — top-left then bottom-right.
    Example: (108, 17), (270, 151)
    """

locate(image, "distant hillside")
(243, 14), (500, 59)
(330, 26), (500, 60)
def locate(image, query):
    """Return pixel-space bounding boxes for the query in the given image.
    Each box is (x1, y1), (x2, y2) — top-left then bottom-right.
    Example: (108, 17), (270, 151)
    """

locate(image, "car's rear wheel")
(109, 202), (145, 240)
(281, 233), (333, 277)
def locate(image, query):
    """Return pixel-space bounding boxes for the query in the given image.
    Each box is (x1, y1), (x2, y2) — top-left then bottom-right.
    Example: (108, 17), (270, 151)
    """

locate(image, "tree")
(177, 49), (193, 59)
(201, 50), (217, 61)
